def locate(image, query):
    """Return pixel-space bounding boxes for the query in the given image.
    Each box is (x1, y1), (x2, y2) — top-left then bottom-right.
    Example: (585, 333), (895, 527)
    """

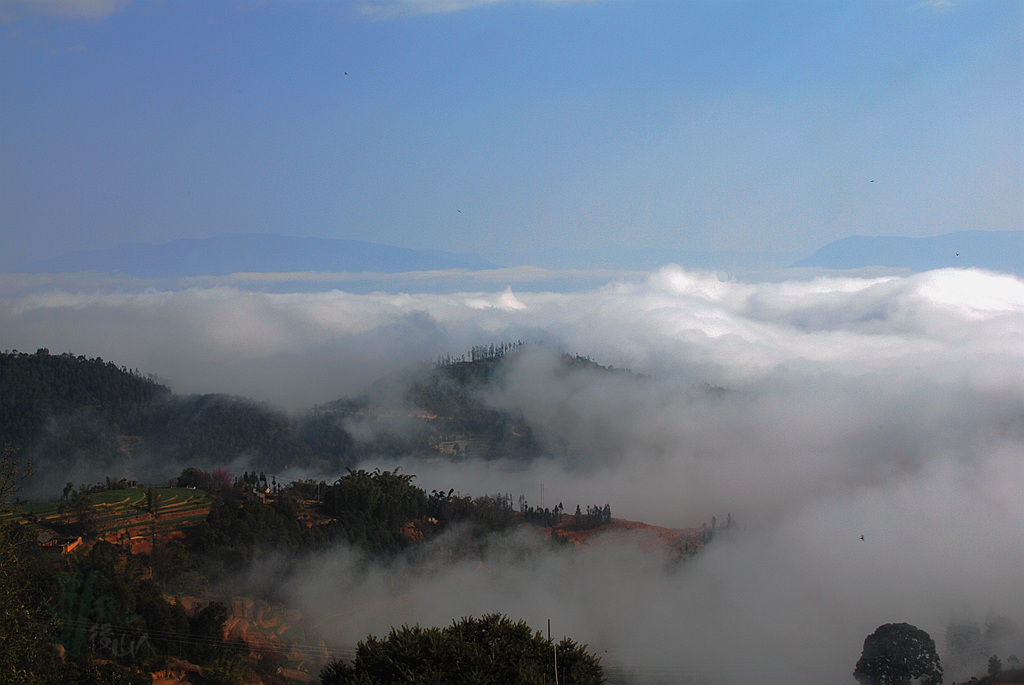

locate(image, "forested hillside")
(0, 349), (168, 449)
(329, 342), (640, 462)
(2, 345), (635, 499)
(1, 350), (358, 496)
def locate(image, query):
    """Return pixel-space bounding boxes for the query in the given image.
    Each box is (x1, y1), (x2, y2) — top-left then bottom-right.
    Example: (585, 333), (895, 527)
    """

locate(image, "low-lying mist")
(2, 265), (1022, 682)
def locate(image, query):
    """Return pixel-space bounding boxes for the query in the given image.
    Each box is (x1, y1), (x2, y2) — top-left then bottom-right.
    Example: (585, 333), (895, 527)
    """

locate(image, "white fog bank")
(3, 265), (1022, 682)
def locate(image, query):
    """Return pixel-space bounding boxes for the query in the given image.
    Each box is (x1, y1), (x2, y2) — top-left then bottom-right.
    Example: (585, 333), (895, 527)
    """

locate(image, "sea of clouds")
(2, 265), (1022, 683)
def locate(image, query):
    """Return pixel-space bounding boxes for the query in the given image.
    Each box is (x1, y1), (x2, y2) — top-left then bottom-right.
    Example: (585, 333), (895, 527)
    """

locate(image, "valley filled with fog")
(3, 265), (1022, 683)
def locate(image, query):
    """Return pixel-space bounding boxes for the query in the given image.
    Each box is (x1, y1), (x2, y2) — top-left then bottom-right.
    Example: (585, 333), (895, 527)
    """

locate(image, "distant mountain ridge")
(2, 345), (641, 497)
(17, 230), (1023, 278)
(792, 230), (1024, 276)
(21, 233), (500, 277)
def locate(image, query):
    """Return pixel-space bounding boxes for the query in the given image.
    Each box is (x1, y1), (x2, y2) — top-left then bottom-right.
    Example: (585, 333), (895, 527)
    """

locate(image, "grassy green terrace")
(1, 487), (213, 540)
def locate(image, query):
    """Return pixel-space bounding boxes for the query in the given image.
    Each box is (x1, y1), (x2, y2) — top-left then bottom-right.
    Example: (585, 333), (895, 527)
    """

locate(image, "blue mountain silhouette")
(793, 230), (1023, 276)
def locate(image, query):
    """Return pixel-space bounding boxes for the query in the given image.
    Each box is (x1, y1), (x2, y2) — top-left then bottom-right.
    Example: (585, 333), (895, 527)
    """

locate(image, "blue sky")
(1, 0), (1021, 270)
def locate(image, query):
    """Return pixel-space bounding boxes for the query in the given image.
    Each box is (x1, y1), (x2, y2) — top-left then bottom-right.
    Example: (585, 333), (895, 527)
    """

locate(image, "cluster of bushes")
(320, 613), (604, 685)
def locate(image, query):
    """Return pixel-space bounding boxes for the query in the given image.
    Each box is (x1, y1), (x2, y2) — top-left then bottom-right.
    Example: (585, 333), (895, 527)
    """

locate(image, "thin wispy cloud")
(354, 0), (603, 19)
(0, 0), (132, 20)
(915, 0), (957, 13)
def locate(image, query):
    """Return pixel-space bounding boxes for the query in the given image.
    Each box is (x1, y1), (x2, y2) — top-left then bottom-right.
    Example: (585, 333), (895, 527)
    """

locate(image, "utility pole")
(548, 619), (558, 685)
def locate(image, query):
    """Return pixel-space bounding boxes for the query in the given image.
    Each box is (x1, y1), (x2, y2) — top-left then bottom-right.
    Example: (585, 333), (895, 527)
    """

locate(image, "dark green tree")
(988, 655), (1002, 676)
(0, 445), (64, 684)
(176, 466), (215, 490)
(187, 601), (231, 665)
(60, 659), (150, 684)
(71, 493), (96, 537)
(320, 613), (603, 685)
(320, 468), (428, 553)
(854, 623), (943, 685)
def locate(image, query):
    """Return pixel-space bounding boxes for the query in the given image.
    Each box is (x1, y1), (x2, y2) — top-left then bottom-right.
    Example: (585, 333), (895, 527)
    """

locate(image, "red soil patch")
(530, 514), (708, 557)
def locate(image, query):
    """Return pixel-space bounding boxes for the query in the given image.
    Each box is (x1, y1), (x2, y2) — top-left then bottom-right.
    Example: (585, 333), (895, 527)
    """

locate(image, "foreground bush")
(321, 613), (603, 685)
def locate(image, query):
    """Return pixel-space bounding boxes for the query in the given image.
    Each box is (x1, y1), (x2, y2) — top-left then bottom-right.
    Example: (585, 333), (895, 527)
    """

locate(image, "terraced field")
(2, 487), (213, 552)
